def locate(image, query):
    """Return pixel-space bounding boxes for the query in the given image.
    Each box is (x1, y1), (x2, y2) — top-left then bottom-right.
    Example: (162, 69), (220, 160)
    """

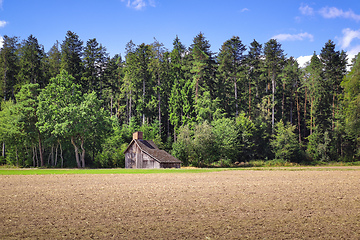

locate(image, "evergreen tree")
(280, 57), (302, 143)
(0, 36), (19, 101)
(135, 43), (154, 124)
(245, 39), (263, 119)
(342, 54), (360, 158)
(82, 38), (109, 94)
(320, 40), (347, 131)
(60, 31), (83, 87)
(169, 36), (187, 140)
(46, 41), (61, 79)
(189, 32), (216, 101)
(17, 35), (45, 88)
(264, 39), (286, 129)
(217, 36), (246, 117)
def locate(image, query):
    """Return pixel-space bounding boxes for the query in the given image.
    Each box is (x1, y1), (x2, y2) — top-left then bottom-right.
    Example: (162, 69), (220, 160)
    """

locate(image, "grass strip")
(0, 168), (229, 175)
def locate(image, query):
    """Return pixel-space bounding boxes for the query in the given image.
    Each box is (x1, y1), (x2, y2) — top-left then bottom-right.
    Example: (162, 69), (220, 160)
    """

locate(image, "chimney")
(133, 131), (143, 140)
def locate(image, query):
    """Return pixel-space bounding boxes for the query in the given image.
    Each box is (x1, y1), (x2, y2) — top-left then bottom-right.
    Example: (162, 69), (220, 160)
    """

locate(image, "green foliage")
(212, 117), (239, 163)
(270, 120), (303, 162)
(342, 53), (360, 158)
(236, 113), (257, 161)
(0, 32), (357, 167)
(37, 70), (111, 168)
(172, 125), (193, 166)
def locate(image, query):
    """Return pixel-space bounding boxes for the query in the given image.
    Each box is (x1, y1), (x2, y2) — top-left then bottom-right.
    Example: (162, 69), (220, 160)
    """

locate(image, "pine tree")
(0, 36), (19, 101)
(342, 53), (360, 158)
(47, 41), (61, 79)
(169, 36), (186, 140)
(17, 35), (45, 88)
(60, 31), (83, 86)
(245, 39), (263, 119)
(264, 39), (285, 130)
(189, 33), (216, 101)
(218, 36), (246, 117)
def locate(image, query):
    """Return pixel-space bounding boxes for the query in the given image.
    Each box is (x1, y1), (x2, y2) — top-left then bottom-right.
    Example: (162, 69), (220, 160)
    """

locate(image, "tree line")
(0, 30), (359, 168)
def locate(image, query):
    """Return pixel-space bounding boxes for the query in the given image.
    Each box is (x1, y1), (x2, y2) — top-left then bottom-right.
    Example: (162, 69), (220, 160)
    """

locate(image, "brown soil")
(1, 170), (360, 239)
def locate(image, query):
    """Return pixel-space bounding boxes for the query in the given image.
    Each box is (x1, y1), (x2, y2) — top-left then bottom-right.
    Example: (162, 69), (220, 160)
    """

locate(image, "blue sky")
(0, 0), (359, 66)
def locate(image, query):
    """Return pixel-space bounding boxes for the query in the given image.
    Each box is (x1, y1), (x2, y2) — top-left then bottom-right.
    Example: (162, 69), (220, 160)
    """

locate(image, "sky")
(0, 0), (359, 67)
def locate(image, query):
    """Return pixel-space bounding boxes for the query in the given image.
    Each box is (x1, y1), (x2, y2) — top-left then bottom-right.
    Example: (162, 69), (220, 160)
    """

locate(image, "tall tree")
(320, 40), (347, 131)
(82, 38), (109, 94)
(217, 36), (246, 117)
(37, 70), (110, 168)
(264, 39), (285, 129)
(304, 52), (323, 135)
(122, 40), (137, 123)
(17, 35), (45, 88)
(60, 31), (83, 86)
(47, 41), (61, 79)
(135, 43), (154, 125)
(0, 36), (19, 101)
(15, 83), (44, 166)
(189, 32), (216, 101)
(342, 53), (360, 158)
(245, 39), (263, 119)
(150, 38), (167, 135)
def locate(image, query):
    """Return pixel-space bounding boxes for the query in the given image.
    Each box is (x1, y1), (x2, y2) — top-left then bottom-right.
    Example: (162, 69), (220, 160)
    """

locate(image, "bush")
(270, 120), (303, 162)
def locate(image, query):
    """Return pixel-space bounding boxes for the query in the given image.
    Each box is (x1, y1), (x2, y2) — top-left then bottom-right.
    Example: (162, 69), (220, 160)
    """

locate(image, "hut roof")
(125, 139), (181, 164)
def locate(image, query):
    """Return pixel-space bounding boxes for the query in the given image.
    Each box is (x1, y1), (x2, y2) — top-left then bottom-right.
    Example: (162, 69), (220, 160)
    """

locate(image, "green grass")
(0, 167), (229, 175)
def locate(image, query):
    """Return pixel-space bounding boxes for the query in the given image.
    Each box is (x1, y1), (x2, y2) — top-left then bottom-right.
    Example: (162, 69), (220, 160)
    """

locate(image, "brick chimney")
(133, 131), (143, 140)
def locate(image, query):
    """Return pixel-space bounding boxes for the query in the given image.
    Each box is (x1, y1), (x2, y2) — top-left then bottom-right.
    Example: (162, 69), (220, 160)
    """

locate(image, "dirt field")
(1, 168), (360, 239)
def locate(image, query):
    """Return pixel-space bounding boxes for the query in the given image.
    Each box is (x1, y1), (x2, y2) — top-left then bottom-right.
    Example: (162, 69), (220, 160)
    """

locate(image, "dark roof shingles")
(134, 140), (181, 163)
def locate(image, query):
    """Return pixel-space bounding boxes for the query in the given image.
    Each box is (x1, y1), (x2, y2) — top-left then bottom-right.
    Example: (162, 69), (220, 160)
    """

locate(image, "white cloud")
(319, 7), (360, 22)
(240, 8), (249, 13)
(296, 55), (312, 68)
(299, 4), (314, 16)
(0, 36), (3, 49)
(0, 20), (7, 28)
(339, 28), (360, 49)
(272, 32), (314, 42)
(347, 45), (360, 61)
(148, 0), (156, 7)
(121, 0), (155, 10)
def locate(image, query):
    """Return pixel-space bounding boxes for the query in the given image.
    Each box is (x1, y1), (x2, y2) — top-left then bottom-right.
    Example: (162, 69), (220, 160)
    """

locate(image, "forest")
(0, 30), (359, 168)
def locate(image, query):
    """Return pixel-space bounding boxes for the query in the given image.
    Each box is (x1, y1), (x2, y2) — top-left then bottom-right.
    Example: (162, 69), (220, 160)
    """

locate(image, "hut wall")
(142, 154), (160, 169)
(160, 163), (181, 168)
(125, 143), (141, 169)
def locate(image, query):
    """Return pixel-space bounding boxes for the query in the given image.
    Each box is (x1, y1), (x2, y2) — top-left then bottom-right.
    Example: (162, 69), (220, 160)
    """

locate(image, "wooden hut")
(124, 132), (181, 169)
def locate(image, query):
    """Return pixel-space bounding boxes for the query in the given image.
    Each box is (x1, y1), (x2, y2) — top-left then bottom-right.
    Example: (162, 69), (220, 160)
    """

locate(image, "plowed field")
(1, 168), (360, 239)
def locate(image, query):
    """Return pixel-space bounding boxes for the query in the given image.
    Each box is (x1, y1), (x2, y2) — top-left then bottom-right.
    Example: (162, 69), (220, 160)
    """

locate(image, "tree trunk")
(129, 89), (132, 123)
(195, 77), (199, 102)
(303, 87), (307, 137)
(51, 145), (54, 166)
(71, 136), (81, 168)
(272, 75), (275, 130)
(32, 147), (36, 167)
(59, 141), (64, 168)
(296, 90), (301, 144)
(2, 142), (5, 159)
(234, 77), (238, 117)
(310, 97), (313, 135)
(16, 148), (18, 167)
(158, 75), (161, 136)
(142, 79), (145, 125)
(282, 82), (285, 120)
(110, 96), (113, 117)
(248, 79), (251, 119)
(38, 132), (44, 167)
(80, 137), (85, 168)
(55, 143), (58, 167)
